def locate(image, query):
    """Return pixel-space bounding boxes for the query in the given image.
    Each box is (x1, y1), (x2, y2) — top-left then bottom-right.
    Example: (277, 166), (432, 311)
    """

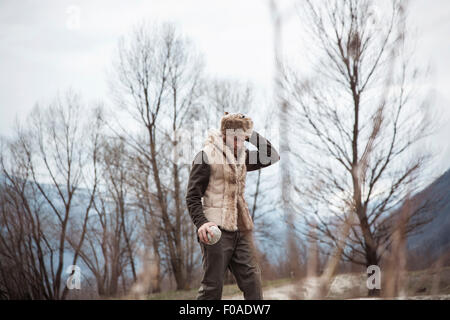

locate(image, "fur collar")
(204, 128), (246, 167)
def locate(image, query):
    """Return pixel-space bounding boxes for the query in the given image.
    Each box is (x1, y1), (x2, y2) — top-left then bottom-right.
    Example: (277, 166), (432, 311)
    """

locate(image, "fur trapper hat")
(220, 112), (254, 139)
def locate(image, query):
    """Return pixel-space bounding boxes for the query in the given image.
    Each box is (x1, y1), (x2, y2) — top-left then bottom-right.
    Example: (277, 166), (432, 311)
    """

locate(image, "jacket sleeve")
(185, 151), (211, 230)
(245, 130), (280, 172)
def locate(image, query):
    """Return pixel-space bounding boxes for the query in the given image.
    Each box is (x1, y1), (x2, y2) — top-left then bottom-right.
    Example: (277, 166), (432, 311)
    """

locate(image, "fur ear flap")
(224, 111), (229, 115)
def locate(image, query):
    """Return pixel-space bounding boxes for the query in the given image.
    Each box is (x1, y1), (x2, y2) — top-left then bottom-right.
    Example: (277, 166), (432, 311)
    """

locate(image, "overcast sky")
(1, 0), (449, 179)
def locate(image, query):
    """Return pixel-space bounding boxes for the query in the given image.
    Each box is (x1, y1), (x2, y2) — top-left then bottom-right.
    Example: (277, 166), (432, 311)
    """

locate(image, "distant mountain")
(407, 168), (450, 267)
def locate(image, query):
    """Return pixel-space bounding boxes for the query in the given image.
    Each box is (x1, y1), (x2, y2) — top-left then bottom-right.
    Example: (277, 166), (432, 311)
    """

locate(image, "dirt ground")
(223, 267), (450, 300)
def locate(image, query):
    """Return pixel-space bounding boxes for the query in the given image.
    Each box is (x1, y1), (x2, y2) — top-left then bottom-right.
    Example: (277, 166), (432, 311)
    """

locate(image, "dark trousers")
(197, 228), (263, 300)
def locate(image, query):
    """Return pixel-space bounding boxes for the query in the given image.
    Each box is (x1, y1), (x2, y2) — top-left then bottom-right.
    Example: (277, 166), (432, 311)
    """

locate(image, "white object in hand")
(206, 225), (222, 245)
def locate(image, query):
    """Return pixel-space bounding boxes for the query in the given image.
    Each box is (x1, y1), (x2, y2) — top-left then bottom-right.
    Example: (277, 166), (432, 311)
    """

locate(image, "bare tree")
(0, 92), (100, 299)
(197, 78), (253, 129)
(74, 135), (139, 297)
(127, 148), (164, 293)
(0, 141), (48, 299)
(281, 0), (440, 296)
(109, 22), (204, 290)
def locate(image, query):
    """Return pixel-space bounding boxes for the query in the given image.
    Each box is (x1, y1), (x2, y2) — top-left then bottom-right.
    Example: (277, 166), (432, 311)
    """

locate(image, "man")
(185, 112), (280, 300)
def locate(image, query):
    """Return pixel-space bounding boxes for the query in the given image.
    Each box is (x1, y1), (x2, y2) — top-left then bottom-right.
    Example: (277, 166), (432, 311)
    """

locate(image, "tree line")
(1, 0), (445, 299)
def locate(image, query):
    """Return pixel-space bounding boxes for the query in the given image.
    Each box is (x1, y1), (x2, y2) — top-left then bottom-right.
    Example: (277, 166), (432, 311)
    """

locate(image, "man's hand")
(198, 222), (218, 244)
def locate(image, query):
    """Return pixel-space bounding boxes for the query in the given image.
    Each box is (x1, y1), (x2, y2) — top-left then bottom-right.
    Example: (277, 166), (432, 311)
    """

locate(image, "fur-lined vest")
(201, 129), (254, 232)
